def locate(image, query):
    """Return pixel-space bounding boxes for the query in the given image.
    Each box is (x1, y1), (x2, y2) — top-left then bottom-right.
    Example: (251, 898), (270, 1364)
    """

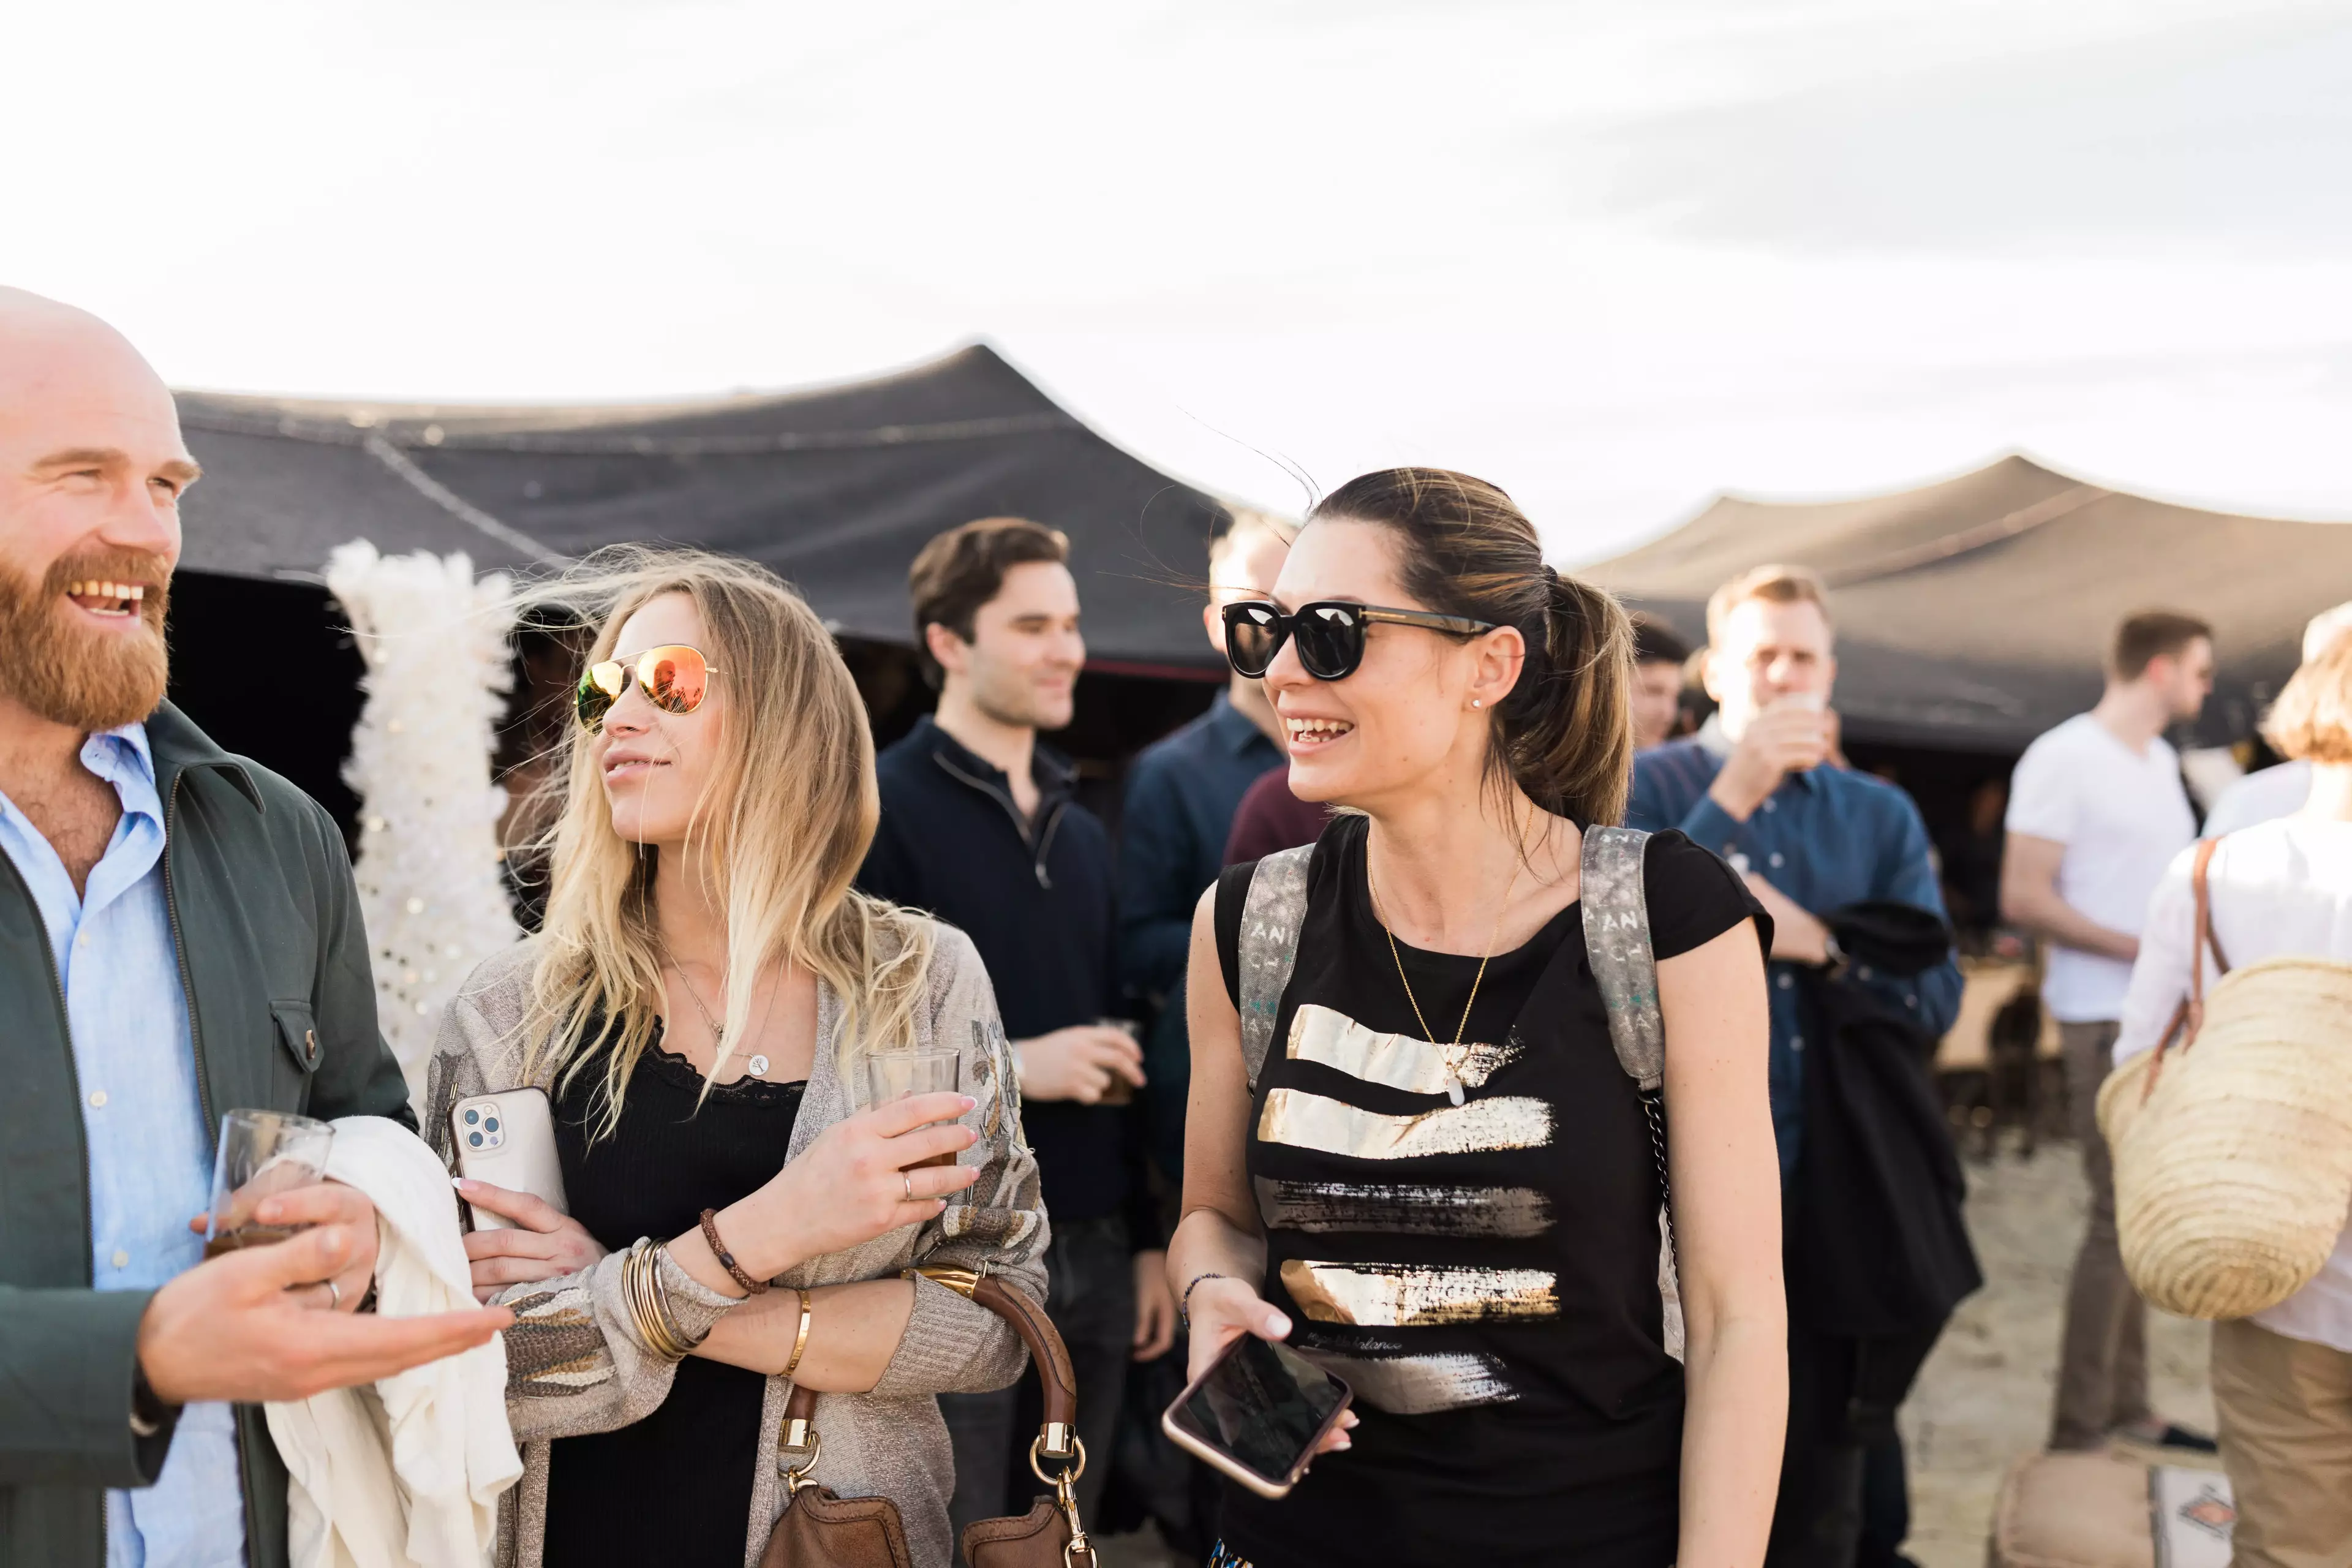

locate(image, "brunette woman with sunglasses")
(1169, 470), (1787, 1567)
(423, 547), (1048, 1568)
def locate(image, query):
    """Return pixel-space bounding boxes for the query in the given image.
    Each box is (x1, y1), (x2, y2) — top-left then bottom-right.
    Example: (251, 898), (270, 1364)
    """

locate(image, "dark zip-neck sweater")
(859, 715), (1151, 1243)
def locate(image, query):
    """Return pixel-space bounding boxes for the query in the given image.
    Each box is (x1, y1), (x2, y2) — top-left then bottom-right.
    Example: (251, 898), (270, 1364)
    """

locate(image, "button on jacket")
(1627, 726), (1962, 1180)
(0, 703), (415, 1568)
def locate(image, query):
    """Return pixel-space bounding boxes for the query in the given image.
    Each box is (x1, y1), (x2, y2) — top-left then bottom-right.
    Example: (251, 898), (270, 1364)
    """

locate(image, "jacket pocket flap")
(271, 1000), (323, 1075)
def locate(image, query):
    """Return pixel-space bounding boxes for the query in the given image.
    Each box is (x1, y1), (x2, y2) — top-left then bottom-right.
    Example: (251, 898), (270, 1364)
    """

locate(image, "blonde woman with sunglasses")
(424, 547), (1047, 1568)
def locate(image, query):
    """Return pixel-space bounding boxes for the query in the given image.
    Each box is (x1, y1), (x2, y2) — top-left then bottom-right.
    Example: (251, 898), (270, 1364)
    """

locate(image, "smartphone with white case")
(450, 1088), (568, 1231)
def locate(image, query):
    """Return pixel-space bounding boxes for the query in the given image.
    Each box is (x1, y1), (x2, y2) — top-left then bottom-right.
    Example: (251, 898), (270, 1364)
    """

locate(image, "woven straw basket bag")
(2097, 840), (2352, 1321)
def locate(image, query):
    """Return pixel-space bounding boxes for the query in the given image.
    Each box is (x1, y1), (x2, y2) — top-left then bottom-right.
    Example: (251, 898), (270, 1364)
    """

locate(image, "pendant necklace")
(1365, 813), (1528, 1106)
(660, 941), (770, 1077)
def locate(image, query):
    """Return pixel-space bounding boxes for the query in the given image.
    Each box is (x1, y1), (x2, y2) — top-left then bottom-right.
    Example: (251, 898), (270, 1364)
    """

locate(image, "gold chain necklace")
(658, 940), (774, 1079)
(1364, 817), (1528, 1107)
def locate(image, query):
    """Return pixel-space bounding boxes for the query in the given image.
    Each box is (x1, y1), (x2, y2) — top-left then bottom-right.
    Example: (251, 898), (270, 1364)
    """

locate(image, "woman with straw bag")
(2101, 634), (2352, 1568)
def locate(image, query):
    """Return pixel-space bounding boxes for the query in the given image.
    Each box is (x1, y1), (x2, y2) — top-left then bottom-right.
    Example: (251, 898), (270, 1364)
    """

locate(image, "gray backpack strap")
(1580, 824), (1684, 1361)
(1581, 824), (1665, 1091)
(1237, 845), (1314, 1091)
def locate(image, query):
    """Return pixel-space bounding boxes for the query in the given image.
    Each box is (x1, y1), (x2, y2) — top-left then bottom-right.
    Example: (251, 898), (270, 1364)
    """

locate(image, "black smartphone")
(1161, 1335), (1354, 1499)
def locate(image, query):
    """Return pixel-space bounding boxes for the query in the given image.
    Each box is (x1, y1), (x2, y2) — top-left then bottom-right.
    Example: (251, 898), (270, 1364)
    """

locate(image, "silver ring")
(325, 1278), (343, 1310)
(903, 1173), (914, 1202)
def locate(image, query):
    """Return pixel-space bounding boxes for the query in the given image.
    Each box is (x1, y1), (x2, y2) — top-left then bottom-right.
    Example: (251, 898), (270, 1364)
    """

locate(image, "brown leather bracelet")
(698, 1207), (770, 1295)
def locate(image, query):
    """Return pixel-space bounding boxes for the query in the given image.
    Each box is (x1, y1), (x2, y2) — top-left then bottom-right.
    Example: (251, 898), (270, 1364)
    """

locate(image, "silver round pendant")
(748, 1054), (770, 1077)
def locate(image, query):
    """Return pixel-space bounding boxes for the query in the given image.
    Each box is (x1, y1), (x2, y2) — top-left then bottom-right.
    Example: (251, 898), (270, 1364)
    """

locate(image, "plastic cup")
(202, 1109), (334, 1258)
(865, 1047), (962, 1168)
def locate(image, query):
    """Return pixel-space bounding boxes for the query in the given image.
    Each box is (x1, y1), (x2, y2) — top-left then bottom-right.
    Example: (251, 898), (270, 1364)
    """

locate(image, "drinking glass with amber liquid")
(1095, 1017), (1142, 1106)
(864, 1047), (962, 1169)
(202, 1109), (335, 1259)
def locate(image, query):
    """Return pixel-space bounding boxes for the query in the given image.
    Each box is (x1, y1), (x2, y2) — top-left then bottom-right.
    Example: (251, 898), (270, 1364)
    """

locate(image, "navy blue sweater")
(859, 715), (1153, 1243)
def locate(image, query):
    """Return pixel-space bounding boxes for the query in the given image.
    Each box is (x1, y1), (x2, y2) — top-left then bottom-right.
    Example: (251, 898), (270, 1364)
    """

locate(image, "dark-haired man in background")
(2002, 609), (2215, 1455)
(1629, 612), (1692, 750)
(859, 516), (1174, 1537)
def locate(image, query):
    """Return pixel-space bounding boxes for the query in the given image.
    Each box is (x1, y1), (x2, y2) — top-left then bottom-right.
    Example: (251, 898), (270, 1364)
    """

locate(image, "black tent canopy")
(1585, 456), (2352, 752)
(175, 342), (1230, 674)
(163, 345), (1236, 832)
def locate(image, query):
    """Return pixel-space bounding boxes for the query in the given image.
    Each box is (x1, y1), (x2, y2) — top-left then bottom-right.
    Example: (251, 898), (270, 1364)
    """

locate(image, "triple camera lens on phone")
(461, 1106), (503, 1150)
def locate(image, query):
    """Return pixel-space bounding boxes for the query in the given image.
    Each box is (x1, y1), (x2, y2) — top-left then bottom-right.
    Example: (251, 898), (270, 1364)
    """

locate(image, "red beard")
(0, 549), (172, 731)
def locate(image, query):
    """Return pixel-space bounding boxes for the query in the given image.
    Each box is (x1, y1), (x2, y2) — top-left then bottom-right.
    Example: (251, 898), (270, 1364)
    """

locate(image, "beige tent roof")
(1586, 456), (2352, 751)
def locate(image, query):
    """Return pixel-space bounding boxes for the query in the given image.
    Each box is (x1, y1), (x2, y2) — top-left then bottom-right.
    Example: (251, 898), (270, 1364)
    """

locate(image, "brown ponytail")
(1309, 468), (1634, 827)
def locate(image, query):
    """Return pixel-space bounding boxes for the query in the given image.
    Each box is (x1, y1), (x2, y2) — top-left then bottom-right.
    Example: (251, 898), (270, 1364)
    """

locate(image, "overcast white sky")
(9, 0), (2350, 559)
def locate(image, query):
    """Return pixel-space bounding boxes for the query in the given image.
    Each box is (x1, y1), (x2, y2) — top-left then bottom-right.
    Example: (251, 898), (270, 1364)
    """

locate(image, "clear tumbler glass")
(864, 1047), (962, 1169)
(202, 1108), (335, 1258)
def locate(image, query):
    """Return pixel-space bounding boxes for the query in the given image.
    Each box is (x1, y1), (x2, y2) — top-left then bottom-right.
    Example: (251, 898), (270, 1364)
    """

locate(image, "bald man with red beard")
(0, 288), (508, 1568)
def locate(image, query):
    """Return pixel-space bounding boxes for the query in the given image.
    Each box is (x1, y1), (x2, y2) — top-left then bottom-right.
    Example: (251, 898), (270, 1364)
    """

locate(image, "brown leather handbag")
(758, 1266), (1096, 1568)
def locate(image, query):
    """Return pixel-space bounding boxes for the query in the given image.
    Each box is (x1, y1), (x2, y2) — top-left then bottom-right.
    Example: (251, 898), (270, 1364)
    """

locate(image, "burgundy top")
(1221, 766), (1333, 865)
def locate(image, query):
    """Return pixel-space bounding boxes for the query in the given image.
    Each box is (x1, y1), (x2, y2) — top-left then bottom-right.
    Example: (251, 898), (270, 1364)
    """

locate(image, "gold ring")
(903, 1173), (914, 1202)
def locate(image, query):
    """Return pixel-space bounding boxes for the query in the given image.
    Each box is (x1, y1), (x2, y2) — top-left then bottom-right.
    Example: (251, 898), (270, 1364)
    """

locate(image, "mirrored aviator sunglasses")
(1221, 600), (1498, 681)
(575, 644), (721, 731)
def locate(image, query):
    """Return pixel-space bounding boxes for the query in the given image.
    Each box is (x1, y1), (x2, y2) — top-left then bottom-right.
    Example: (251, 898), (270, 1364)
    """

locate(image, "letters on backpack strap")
(1579, 825), (1665, 1092)
(1237, 843), (1314, 1091)
(1580, 825), (1684, 1361)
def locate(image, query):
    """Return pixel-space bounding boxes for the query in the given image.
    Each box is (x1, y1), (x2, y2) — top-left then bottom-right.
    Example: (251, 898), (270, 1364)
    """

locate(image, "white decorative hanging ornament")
(328, 541), (523, 1107)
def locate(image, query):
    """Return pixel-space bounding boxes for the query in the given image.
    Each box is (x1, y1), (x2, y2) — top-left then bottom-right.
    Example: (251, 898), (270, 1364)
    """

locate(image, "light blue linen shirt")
(0, 724), (246, 1567)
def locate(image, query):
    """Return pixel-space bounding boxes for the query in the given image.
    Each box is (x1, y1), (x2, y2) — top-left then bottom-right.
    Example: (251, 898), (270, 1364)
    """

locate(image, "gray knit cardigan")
(423, 924), (1050, 1568)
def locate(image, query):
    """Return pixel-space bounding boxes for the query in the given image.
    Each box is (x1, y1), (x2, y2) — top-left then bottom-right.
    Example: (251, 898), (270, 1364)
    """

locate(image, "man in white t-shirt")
(2200, 600), (2352, 839)
(2002, 609), (2213, 1452)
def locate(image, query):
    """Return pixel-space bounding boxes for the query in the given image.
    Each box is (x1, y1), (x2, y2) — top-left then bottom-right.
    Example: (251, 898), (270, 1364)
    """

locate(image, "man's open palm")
(138, 1223), (510, 1406)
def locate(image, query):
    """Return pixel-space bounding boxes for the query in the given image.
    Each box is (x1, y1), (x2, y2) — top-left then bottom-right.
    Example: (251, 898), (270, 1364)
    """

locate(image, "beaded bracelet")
(1178, 1272), (1231, 1330)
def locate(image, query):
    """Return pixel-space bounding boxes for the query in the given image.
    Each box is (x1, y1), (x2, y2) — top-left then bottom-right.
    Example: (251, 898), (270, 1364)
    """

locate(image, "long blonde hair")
(518, 546), (933, 1137)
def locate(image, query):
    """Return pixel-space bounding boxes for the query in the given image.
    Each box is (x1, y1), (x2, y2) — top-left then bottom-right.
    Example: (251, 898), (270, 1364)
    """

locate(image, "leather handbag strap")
(969, 1273), (1079, 1450)
(763, 1268), (1090, 1566)
(779, 1267), (1082, 1469)
(2193, 834), (2231, 982)
(2144, 835), (2230, 1100)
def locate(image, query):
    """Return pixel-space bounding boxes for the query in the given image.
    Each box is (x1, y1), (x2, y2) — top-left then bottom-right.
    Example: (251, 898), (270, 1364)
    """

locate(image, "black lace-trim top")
(543, 1016), (807, 1568)
(639, 1031), (807, 1107)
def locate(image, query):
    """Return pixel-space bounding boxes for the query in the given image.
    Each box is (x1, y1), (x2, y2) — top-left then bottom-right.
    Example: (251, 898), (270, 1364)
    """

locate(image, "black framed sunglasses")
(1221, 600), (1497, 681)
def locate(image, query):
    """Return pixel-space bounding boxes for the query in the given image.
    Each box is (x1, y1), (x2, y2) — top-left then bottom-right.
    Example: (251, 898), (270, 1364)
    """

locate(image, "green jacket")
(0, 703), (413, 1568)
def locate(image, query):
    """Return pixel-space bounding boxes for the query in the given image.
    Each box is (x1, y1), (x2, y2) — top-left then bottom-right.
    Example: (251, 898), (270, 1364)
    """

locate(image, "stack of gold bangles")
(624, 1238), (708, 1361)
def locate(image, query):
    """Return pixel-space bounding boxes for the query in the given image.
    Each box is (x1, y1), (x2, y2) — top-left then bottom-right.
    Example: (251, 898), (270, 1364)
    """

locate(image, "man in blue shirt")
(1117, 508), (1289, 1182)
(0, 288), (507, 1568)
(1627, 564), (1959, 1568)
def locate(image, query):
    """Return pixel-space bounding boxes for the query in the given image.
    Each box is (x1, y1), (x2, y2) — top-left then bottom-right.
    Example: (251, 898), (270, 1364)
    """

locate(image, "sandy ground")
(1902, 1140), (2215, 1568)
(1095, 1139), (2213, 1567)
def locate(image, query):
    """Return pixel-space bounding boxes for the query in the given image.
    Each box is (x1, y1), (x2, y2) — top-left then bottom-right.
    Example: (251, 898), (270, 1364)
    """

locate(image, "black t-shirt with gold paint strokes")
(1212, 815), (1764, 1568)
